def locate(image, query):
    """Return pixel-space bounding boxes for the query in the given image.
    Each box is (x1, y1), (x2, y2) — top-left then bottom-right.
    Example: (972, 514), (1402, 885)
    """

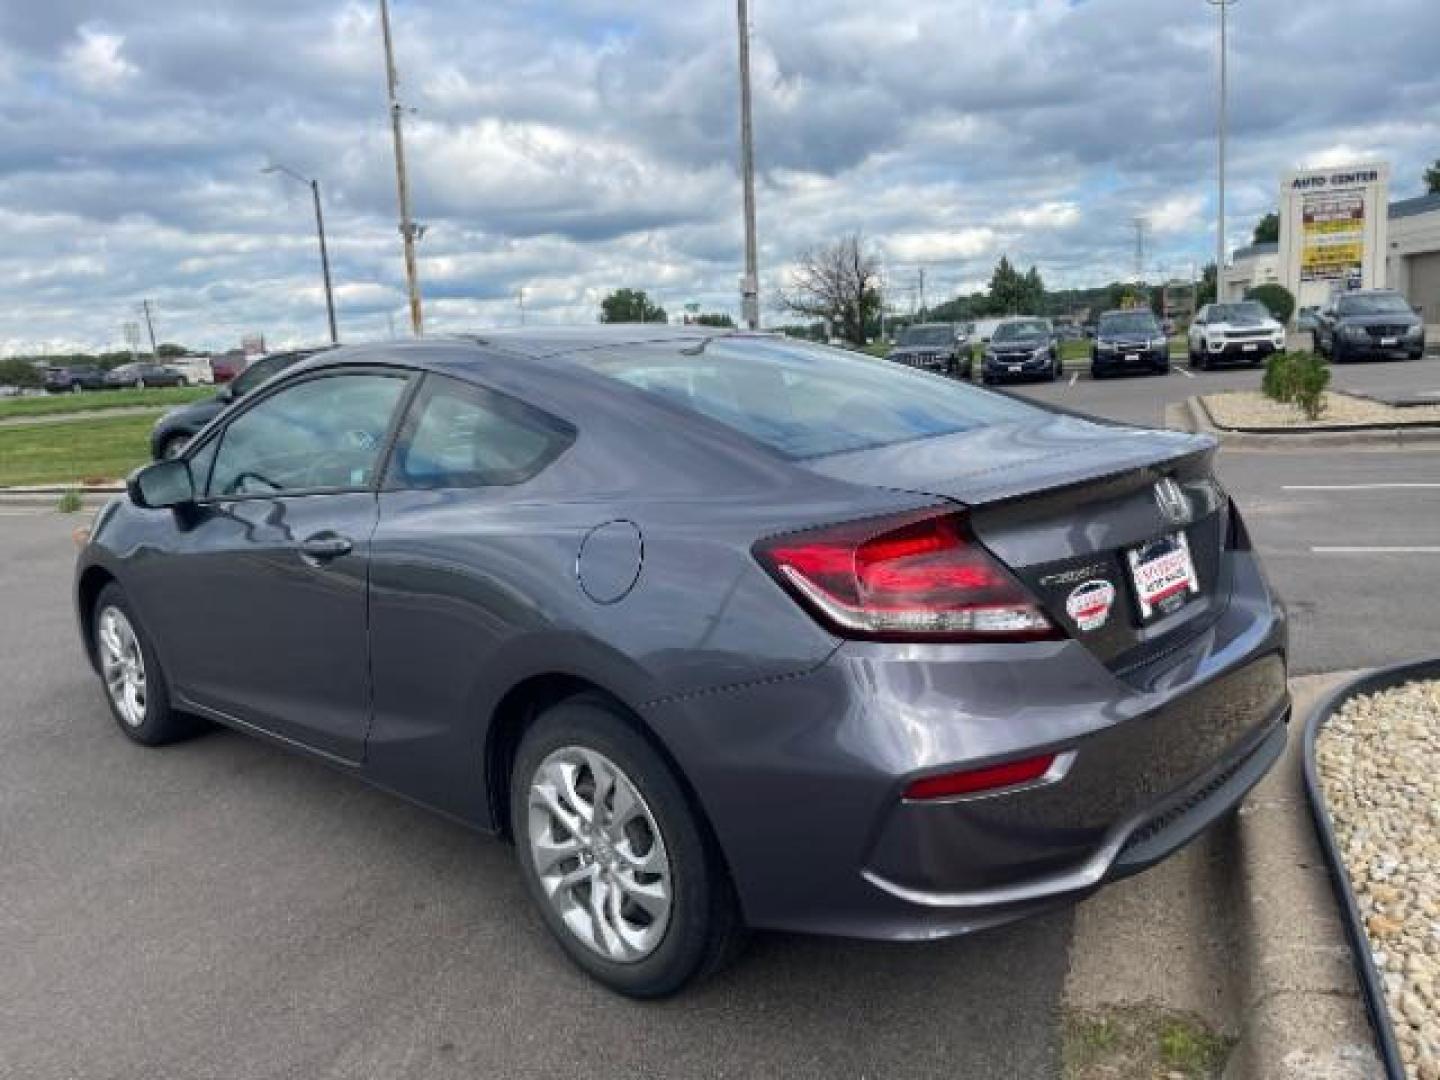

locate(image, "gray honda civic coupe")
(75, 327), (1289, 997)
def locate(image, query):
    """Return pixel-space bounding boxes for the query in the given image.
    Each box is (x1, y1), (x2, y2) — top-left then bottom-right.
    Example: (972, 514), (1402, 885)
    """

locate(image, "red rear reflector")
(903, 754), (1057, 801)
(754, 508), (1061, 642)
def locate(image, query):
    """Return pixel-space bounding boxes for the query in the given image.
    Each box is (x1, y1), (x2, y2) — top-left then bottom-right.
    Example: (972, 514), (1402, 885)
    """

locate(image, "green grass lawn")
(0, 413), (154, 487)
(0, 385), (210, 421)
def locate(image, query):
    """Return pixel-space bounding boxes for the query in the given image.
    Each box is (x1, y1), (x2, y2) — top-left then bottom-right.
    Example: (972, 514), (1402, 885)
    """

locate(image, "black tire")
(510, 696), (743, 998)
(91, 582), (204, 746)
(1156, 361), (1171, 375)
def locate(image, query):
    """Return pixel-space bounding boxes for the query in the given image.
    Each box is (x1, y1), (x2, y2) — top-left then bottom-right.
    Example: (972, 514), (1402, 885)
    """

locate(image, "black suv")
(149, 348), (326, 459)
(1314, 290), (1425, 362)
(980, 318), (1061, 383)
(886, 323), (972, 378)
(1092, 309), (1170, 378)
(44, 365), (107, 393)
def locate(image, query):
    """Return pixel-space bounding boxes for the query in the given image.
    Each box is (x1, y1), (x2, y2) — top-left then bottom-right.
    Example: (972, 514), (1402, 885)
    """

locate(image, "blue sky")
(1, 0), (1437, 352)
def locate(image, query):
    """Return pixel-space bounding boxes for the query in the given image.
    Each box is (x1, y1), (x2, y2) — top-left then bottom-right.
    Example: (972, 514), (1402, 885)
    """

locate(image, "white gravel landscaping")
(1203, 390), (1440, 429)
(1316, 679), (1440, 1080)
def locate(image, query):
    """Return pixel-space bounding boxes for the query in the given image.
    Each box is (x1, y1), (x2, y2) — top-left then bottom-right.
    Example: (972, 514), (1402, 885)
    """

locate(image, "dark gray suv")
(76, 328), (1289, 996)
(1314, 289), (1425, 362)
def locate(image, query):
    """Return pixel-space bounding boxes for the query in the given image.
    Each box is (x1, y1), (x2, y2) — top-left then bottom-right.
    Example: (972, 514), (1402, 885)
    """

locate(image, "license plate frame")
(1380, 336), (1398, 347)
(1126, 531), (1200, 622)
(1123, 353), (1139, 364)
(1241, 342), (1258, 352)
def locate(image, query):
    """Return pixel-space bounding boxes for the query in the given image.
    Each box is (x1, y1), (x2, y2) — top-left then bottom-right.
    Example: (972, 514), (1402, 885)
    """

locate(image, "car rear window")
(572, 337), (1038, 460)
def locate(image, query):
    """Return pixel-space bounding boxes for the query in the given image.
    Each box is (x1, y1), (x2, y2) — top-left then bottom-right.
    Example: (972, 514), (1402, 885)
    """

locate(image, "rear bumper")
(645, 547), (1287, 940)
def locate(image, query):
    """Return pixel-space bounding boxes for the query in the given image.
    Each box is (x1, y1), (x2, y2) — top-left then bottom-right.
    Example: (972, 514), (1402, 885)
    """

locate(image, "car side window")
(207, 373), (407, 498)
(386, 375), (574, 491)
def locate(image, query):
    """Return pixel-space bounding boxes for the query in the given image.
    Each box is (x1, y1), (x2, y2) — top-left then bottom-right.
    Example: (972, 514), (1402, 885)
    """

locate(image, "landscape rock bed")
(1315, 679), (1440, 1079)
(1203, 390), (1440, 430)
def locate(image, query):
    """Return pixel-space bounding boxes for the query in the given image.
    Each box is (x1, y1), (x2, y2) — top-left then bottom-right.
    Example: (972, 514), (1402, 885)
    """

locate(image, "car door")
(1189, 307), (1207, 349)
(139, 366), (414, 762)
(363, 372), (578, 820)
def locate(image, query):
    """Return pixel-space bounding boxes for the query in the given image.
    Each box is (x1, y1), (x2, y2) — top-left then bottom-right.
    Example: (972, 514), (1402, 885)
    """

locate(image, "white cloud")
(884, 228), (998, 263)
(1148, 193), (1206, 235)
(61, 25), (137, 91)
(1002, 202), (1081, 231)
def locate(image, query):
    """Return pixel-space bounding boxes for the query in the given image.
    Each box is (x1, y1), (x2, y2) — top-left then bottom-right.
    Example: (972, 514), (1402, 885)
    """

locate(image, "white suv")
(1187, 301), (1286, 370)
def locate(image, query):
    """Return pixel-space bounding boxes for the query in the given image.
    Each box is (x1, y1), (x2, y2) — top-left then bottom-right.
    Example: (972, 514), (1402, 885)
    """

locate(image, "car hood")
(890, 343), (954, 354)
(1209, 317), (1281, 333)
(988, 338), (1045, 351)
(803, 413), (1209, 506)
(1338, 312), (1422, 328)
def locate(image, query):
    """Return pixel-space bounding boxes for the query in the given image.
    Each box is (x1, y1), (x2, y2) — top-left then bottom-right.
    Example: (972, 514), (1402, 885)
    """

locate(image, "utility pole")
(1132, 216), (1149, 283)
(263, 164), (339, 344)
(379, 0), (423, 336)
(140, 300), (158, 357)
(735, 0), (760, 330)
(1208, 0), (1237, 293)
(918, 267), (927, 319)
(517, 287), (526, 326)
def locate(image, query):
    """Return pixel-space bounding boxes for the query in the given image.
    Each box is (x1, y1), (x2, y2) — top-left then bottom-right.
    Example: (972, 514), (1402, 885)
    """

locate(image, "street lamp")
(262, 163), (339, 344)
(1207, 0), (1238, 297)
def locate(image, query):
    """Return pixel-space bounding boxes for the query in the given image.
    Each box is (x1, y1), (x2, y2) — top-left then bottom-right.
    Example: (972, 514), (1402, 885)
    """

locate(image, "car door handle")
(299, 533), (353, 562)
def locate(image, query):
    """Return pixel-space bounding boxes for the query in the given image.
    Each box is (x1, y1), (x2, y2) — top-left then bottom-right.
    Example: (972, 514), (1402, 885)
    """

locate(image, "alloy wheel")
(526, 746), (672, 963)
(98, 606), (147, 728)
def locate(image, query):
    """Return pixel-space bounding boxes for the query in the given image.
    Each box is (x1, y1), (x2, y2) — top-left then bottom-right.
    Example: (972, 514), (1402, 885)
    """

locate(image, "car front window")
(207, 373), (407, 497)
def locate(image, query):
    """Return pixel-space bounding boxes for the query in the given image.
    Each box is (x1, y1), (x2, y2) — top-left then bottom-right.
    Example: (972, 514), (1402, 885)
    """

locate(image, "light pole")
(735, 0), (760, 330)
(263, 164), (339, 344)
(1207, 0), (1237, 297)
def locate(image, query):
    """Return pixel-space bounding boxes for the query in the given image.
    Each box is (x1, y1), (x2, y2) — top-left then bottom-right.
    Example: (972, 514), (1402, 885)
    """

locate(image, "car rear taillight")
(754, 508), (1062, 642)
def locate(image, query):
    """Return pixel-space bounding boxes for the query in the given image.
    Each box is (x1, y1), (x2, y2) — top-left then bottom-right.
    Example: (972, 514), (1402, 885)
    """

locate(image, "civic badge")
(1066, 579), (1116, 632)
(1153, 478), (1192, 526)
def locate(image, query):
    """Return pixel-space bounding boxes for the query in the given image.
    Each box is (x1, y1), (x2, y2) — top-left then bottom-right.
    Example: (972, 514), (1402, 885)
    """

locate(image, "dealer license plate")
(1007, 365), (1021, 373)
(1124, 353), (1139, 364)
(1381, 336), (1398, 347)
(1126, 532), (1200, 621)
(1242, 343), (1258, 352)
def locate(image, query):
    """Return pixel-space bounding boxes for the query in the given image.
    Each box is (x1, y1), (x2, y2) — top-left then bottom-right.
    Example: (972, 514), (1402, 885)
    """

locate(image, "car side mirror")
(217, 384), (235, 403)
(128, 458), (195, 510)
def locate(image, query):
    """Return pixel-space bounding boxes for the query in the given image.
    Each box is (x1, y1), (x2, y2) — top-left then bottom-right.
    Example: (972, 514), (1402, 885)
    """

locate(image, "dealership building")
(1222, 162), (1440, 326)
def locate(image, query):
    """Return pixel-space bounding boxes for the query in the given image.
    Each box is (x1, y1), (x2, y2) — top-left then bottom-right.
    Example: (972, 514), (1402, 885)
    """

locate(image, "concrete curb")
(1222, 673), (1384, 1080)
(1173, 395), (1440, 448)
(0, 488), (120, 509)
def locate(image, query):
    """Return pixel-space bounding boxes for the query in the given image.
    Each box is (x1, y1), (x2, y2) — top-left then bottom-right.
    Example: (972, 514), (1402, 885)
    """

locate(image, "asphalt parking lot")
(3, 355), (1436, 1078)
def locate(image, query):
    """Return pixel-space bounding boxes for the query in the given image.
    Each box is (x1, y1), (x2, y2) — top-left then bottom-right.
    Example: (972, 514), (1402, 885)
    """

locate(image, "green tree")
(0, 358), (42, 388)
(1245, 283), (1296, 324)
(985, 255), (1025, 315)
(155, 342), (188, 358)
(600, 288), (667, 324)
(1021, 266), (1045, 315)
(1425, 159), (1440, 195)
(1196, 262), (1218, 308)
(1252, 212), (1280, 245)
(692, 313), (735, 328)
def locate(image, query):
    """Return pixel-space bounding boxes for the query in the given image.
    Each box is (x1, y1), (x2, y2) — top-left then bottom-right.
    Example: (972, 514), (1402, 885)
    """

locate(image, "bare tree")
(778, 233), (881, 345)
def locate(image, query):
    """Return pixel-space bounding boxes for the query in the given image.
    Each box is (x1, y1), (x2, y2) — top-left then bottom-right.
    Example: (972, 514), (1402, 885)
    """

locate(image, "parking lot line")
(1068, 372), (1078, 387)
(1284, 483), (1440, 491)
(1311, 546), (1440, 554)
(1176, 366), (1195, 379)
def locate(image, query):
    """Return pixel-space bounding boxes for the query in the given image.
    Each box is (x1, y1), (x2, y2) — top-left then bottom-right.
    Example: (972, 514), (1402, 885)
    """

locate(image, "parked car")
(1295, 306), (1321, 334)
(970, 317), (1006, 349)
(163, 356), (215, 386)
(78, 328), (1289, 997)
(1313, 289), (1425, 363)
(103, 362), (187, 389)
(1186, 302), (1286, 370)
(149, 348), (326, 459)
(885, 322), (972, 379)
(44, 364), (108, 393)
(1092, 309), (1170, 378)
(980, 317), (1061, 383)
(209, 352), (247, 384)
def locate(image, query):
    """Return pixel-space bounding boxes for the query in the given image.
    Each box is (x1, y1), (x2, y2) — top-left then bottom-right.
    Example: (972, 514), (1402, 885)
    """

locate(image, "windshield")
(1210, 302), (1269, 323)
(898, 325), (953, 347)
(1098, 311), (1159, 335)
(992, 320), (1048, 342)
(1338, 293), (1413, 316)
(574, 338), (1038, 460)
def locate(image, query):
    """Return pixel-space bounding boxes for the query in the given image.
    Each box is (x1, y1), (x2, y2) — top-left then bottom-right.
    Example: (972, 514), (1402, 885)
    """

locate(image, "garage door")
(1407, 252), (1440, 324)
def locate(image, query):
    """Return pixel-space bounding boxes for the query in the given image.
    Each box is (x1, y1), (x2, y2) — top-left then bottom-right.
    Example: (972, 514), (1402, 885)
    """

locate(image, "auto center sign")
(1279, 162), (1389, 307)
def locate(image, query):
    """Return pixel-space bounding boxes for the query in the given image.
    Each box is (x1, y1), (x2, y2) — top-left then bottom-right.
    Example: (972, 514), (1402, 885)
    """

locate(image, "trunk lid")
(804, 415), (1230, 673)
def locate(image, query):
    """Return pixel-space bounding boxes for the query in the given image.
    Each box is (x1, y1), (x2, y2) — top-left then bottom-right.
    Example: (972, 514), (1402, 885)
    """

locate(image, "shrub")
(57, 489), (83, 514)
(0, 357), (42, 389)
(1263, 351), (1329, 421)
(1245, 283), (1296, 325)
